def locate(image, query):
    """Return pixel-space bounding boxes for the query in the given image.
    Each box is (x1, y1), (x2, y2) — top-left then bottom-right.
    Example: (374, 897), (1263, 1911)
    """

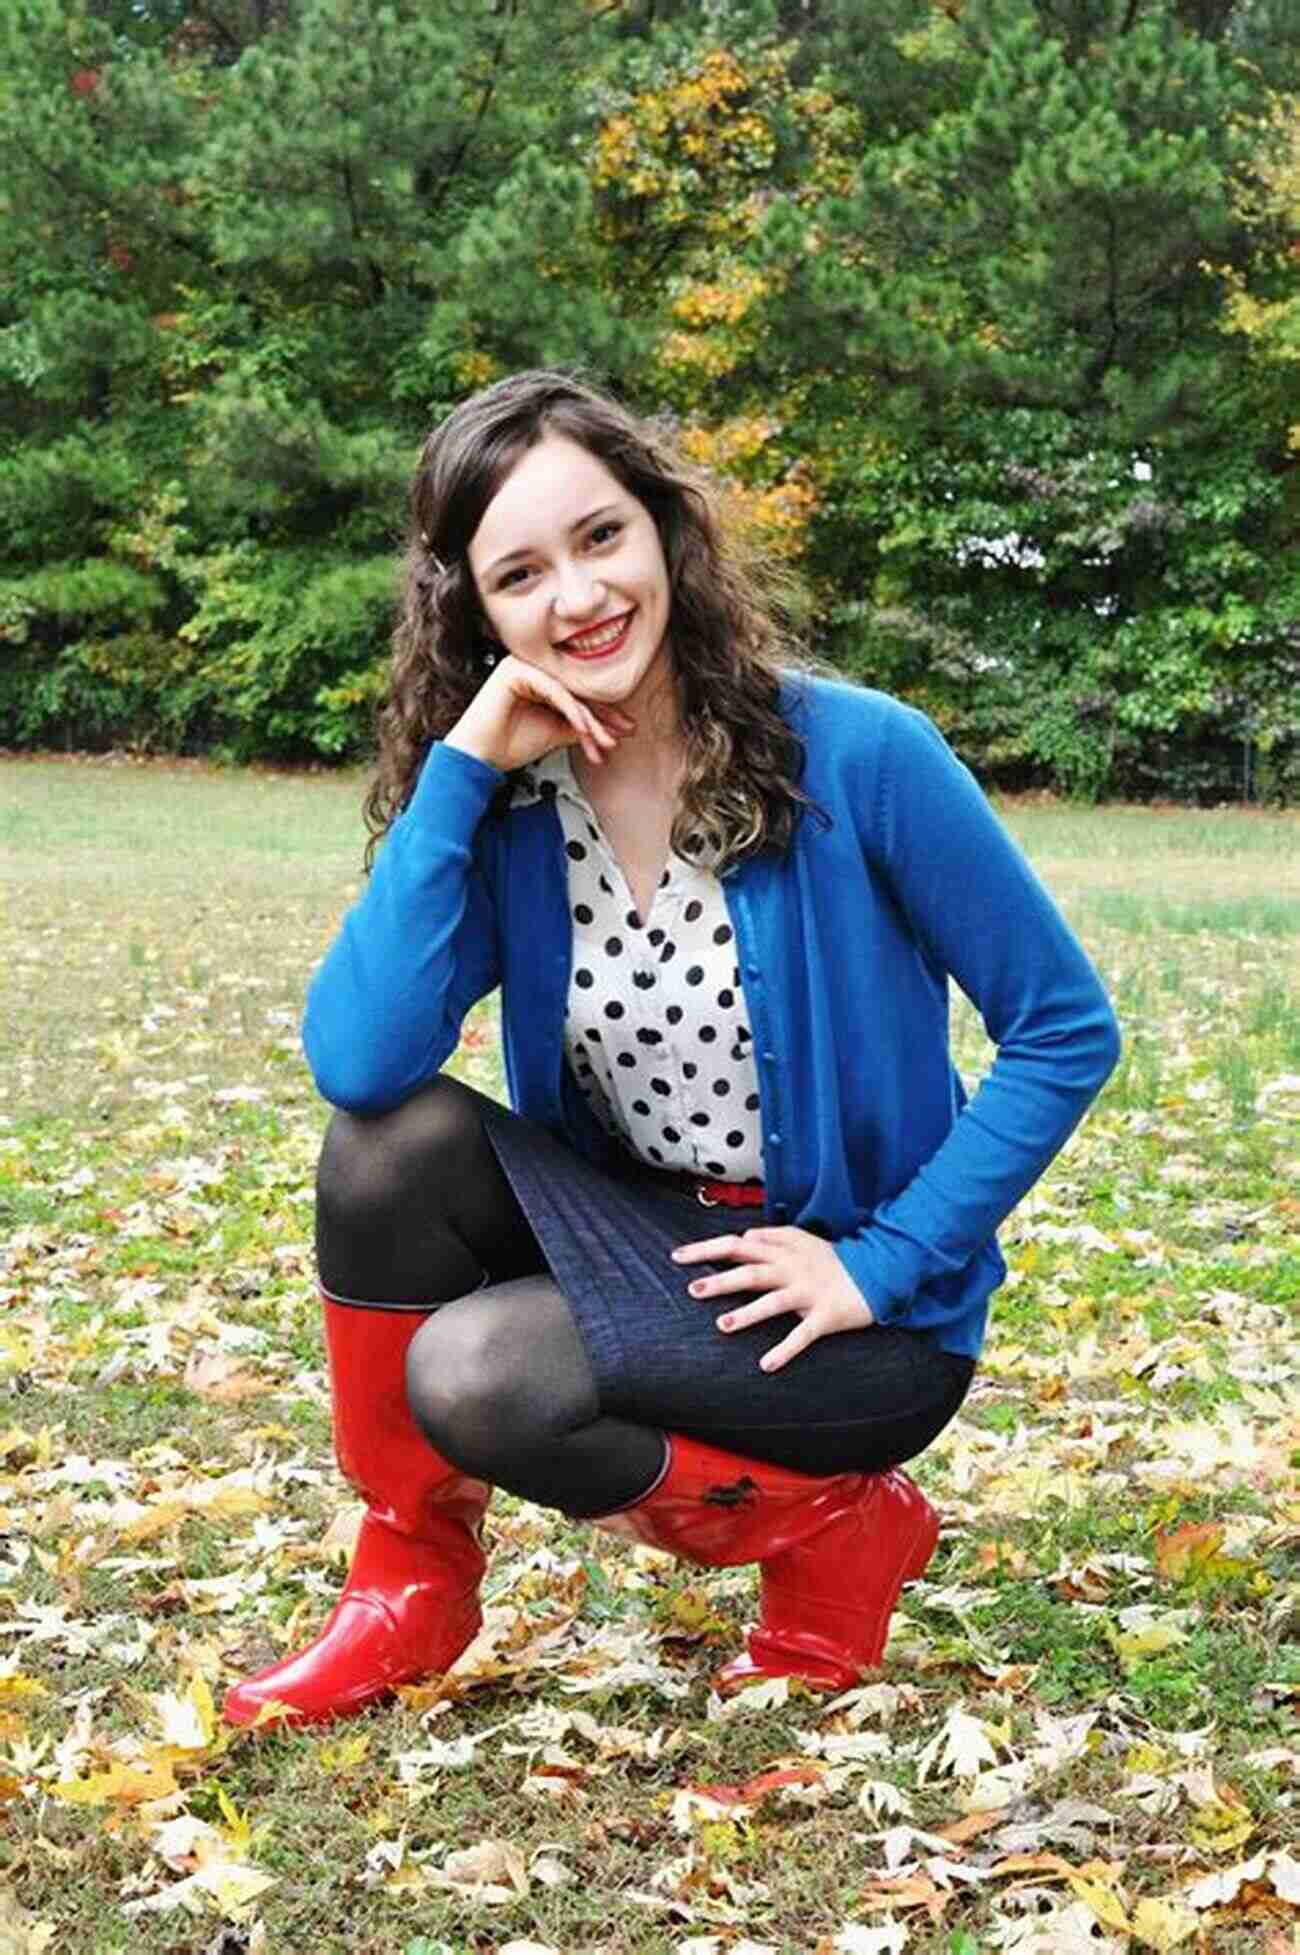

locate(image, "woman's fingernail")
(719, 1315), (733, 1330)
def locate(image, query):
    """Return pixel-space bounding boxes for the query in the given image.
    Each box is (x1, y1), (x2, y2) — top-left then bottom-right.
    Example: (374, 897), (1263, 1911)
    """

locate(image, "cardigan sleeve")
(301, 741), (506, 1114)
(832, 702), (1122, 1325)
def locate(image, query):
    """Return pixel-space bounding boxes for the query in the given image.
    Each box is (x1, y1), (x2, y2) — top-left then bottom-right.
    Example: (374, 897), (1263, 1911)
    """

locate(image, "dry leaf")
(1129, 1896), (1199, 1950)
(915, 1705), (1006, 1782)
(0, 1883), (56, 1955)
(183, 1349), (272, 1403)
(431, 1838), (529, 1902)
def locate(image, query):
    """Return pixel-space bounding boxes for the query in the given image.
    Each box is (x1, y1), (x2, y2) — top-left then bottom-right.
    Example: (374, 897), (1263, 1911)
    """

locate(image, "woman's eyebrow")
(485, 502), (623, 575)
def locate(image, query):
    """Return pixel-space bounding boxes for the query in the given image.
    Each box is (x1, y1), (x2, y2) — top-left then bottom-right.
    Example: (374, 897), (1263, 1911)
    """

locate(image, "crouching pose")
(223, 369), (1120, 1726)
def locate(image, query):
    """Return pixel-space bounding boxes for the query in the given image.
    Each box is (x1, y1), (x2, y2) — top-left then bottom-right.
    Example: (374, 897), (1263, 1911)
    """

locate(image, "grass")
(1, 755), (1298, 1955)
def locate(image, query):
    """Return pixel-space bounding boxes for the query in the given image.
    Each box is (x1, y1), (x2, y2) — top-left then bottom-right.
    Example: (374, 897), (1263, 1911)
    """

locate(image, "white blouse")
(512, 748), (765, 1182)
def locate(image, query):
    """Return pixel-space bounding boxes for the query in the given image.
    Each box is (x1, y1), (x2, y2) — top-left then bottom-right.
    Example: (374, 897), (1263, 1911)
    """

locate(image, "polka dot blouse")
(513, 749), (764, 1182)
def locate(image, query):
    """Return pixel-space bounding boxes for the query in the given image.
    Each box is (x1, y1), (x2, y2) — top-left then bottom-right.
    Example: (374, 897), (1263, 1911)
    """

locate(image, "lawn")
(1, 754), (1297, 1955)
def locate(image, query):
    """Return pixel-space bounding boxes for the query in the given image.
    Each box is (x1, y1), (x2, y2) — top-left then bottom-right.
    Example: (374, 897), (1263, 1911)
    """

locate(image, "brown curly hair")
(363, 367), (826, 873)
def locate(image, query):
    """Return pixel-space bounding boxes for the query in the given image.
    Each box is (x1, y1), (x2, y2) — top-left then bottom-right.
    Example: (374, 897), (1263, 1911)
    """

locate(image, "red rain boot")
(222, 1290), (491, 1728)
(595, 1433), (938, 1693)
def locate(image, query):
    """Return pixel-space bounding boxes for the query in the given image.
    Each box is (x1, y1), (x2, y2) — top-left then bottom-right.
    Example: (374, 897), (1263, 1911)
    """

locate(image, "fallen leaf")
(1129, 1895), (1199, 1950)
(183, 1349), (273, 1403)
(915, 1705), (1006, 1782)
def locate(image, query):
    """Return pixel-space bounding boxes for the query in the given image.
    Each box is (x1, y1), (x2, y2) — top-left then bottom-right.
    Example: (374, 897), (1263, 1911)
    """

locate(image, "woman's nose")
(552, 560), (605, 617)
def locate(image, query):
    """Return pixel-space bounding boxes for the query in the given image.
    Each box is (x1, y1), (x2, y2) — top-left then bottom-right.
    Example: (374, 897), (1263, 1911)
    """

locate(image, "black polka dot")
(745, 1093), (760, 1111)
(626, 909), (641, 930)
(605, 937), (623, 957)
(648, 928), (665, 947)
(660, 869), (670, 886)
(682, 1061), (697, 1080)
(566, 841), (586, 861)
(586, 1027), (601, 1041)
(733, 965), (741, 986)
(599, 874), (613, 894)
(717, 988), (734, 1008)
(604, 1001), (624, 1020)
(586, 821), (599, 842)
(666, 1004), (683, 1025)
(690, 1112), (710, 1128)
(663, 1126), (680, 1144)
(575, 968), (594, 989)
(713, 924), (733, 945)
(713, 1079), (730, 1096)
(726, 1131), (744, 1148)
(651, 1078), (671, 1097)
(540, 778), (558, 801)
(706, 1159), (727, 1175)
(658, 942), (677, 965)
(617, 1052), (636, 1069)
(636, 1029), (663, 1046)
(730, 1045), (746, 1061)
(737, 1025), (752, 1042)
(684, 900), (703, 922)
(573, 903), (593, 924)
(699, 1025), (717, 1044)
(633, 970), (655, 990)
(685, 965), (704, 986)
(648, 1145), (664, 1163)
(632, 1099), (650, 1116)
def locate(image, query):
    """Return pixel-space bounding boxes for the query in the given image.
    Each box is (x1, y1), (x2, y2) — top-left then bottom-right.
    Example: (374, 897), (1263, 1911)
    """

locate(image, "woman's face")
(467, 433), (673, 715)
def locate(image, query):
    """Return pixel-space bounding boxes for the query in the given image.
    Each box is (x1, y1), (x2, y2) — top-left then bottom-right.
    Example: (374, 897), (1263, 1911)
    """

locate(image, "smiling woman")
(221, 367), (1121, 1732)
(466, 439), (673, 725)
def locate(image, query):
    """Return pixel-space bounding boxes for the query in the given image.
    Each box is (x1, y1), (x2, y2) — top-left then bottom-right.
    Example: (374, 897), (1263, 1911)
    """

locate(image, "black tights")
(316, 1079), (667, 1518)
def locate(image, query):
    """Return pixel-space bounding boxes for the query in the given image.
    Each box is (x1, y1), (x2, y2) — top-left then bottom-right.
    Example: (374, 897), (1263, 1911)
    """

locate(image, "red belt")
(660, 1171), (766, 1210)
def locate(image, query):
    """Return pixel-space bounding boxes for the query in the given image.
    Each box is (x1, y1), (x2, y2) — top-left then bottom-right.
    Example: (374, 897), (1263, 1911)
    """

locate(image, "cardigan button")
(767, 1131), (783, 1147)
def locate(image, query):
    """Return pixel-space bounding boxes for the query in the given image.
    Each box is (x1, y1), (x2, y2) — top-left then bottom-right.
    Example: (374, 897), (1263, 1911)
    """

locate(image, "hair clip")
(419, 530), (447, 576)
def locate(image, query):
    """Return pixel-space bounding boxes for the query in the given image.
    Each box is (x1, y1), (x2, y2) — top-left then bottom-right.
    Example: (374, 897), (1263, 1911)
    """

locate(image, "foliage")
(0, 0), (1297, 794)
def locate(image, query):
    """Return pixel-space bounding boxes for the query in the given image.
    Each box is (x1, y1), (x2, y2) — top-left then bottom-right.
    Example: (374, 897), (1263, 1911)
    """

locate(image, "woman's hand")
(444, 655), (635, 775)
(672, 1225), (875, 1373)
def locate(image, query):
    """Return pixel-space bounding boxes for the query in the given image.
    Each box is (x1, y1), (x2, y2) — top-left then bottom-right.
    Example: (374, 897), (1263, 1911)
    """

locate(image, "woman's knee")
(316, 1075), (487, 1239)
(404, 1291), (583, 1473)
(405, 1301), (517, 1454)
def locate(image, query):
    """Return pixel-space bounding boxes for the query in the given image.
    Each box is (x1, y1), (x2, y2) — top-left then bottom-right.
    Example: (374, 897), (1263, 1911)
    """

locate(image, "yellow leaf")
(215, 1785), (253, 1856)
(1187, 1796), (1255, 1856)
(197, 1862), (275, 1918)
(1130, 1896), (1199, 1950)
(189, 1674), (217, 1744)
(1107, 1621), (1186, 1673)
(319, 1732), (370, 1774)
(1064, 1871), (1132, 1935)
(0, 1676), (46, 1704)
(53, 1756), (178, 1806)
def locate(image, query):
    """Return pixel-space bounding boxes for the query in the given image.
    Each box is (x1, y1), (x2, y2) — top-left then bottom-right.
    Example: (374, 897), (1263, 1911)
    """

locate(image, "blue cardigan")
(303, 675), (1121, 1358)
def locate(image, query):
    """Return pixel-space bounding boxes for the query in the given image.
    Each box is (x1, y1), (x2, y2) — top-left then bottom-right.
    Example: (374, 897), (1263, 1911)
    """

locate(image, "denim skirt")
(480, 1101), (974, 1477)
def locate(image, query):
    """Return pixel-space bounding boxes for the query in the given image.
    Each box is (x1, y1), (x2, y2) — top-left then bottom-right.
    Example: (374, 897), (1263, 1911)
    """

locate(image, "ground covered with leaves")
(1, 758), (1297, 1955)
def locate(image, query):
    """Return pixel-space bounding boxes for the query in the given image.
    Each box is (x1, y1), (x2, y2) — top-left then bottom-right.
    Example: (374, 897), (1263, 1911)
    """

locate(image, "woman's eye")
(497, 521), (621, 589)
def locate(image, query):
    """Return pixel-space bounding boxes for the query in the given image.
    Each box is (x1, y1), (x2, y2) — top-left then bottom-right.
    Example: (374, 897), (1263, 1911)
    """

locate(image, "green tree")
(752, 0), (1300, 796)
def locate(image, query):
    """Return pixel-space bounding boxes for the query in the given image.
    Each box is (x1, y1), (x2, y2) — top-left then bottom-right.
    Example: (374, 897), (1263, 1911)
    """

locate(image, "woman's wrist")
(443, 724), (505, 770)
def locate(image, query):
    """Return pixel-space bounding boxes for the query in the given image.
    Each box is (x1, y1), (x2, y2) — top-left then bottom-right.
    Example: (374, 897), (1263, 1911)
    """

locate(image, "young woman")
(223, 369), (1120, 1728)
